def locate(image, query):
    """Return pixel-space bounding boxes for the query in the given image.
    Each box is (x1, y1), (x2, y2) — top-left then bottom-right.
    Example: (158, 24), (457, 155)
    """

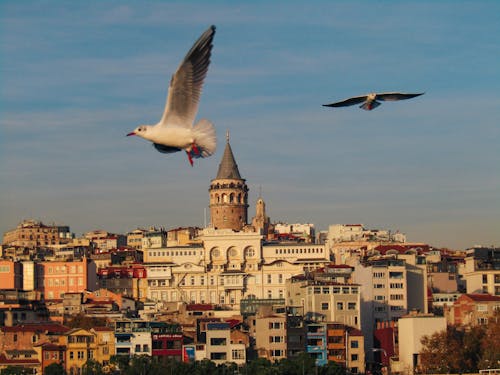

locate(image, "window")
(348, 302), (356, 310)
(271, 349), (283, 357)
(267, 274), (272, 284)
(351, 354), (358, 361)
(476, 304), (487, 311)
(390, 283), (404, 289)
(70, 351), (74, 360)
(337, 302), (344, 310)
(135, 344), (141, 352)
(143, 345), (149, 352)
(390, 294), (404, 301)
(232, 349), (245, 360)
(351, 340), (359, 349)
(321, 302), (329, 310)
(77, 351), (84, 359)
(482, 274), (488, 283)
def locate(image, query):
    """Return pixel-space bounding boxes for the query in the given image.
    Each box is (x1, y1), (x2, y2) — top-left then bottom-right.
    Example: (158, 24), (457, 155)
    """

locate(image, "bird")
(323, 92), (424, 111)
(127, 25), (217, 166)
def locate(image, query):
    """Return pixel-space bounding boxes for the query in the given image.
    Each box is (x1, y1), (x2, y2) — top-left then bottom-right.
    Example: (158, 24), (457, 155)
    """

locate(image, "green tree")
(0, 367), (26, 375)
(44, 363), (67, 375)
(82, 359), (104, 375)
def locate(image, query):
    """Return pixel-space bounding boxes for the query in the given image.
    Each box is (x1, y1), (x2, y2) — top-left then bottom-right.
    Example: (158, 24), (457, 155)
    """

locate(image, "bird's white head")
(367, 93), (377, 100)
(127, 125), (150, 139)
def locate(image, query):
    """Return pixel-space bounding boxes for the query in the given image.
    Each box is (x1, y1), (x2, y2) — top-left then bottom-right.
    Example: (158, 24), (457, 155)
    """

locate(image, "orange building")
(33, 342), (66, 372)
(36, 258), (97, 299)
(0, 260), (22, 289)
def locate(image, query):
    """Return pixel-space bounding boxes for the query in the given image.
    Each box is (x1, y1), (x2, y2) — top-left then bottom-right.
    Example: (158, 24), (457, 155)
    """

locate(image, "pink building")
(36, 258), (97, 299)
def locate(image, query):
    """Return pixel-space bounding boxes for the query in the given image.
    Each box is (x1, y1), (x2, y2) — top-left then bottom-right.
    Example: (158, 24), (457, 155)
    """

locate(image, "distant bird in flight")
(323, 92), (424, 111)
(127, 25), (217, 166)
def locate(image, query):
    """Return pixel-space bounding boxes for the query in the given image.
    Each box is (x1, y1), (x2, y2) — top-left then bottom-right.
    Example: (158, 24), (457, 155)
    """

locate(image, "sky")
(1, 1), (499, 250)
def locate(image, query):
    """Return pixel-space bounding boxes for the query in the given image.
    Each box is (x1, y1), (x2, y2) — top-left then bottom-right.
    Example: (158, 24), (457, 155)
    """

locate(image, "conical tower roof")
(215, 132), (242, 180)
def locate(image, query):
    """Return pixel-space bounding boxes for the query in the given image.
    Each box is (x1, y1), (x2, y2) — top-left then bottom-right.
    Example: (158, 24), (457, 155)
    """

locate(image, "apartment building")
(205, 322), (246, 366)
(2, 219), (70, 248)
(0, 260), (22, 289)
(463, 247), (500, 296)
(35, 258), (97, 299)
(395, 313), (446, 374)
(286, 275), (361, 329)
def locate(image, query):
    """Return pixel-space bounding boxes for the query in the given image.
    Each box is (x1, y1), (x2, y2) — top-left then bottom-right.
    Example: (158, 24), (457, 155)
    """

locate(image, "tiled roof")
(1, 323), (70, 334)
(466, 294), (500, 302)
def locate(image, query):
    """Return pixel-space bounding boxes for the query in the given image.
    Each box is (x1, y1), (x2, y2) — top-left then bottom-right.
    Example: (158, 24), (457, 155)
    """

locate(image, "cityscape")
(2, 2), (499, 375)
(1, 140), (499, 374)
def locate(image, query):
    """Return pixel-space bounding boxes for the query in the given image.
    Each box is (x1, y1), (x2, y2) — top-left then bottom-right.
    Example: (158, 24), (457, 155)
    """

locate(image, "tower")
(209, 132), (248, 231)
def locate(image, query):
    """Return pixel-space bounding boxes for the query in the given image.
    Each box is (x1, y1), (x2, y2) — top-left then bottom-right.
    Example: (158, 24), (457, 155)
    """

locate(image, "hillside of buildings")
(1, 140), (498, 374)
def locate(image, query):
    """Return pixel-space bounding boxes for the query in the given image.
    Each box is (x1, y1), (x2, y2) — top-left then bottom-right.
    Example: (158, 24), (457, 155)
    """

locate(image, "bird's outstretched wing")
(153, 143), (181, 154)
(377, 92), (424, 101)
(159, 25), (216, 128)
(323, 95), (368, 108)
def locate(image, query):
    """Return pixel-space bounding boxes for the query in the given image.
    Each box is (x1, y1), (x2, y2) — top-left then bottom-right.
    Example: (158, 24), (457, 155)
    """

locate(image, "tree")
(419, 324), (486, 373)
(82, 359), (104, 375)
(478, 311), (500, 370)
(66, 313), (108, 330)
(44, 363), (66, 375)
(0, 367), (26, 375)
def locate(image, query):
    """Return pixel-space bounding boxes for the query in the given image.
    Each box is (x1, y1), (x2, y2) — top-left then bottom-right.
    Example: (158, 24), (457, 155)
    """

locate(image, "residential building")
(446, 293), (500, 326)
(0, 260), (22, 289)
(36, 258), (97, 299)
(286, 275), (361, 328)
(33, 342), (66, 373)
(61, 328), (98, 375)
(114, 319), (152, 357)
(97, 264), (147, 300)
(463, 247), (500, 295)
(253, 309), (287, 362)
(2, 219), (70, 248)
(395, 313), (446, 374)
(0, 323), (70, 352)
(306, 322), (327, 366)
(91, 327), (115, 366)
(151, 322), (183, 362)
(205, 322), (246, 365)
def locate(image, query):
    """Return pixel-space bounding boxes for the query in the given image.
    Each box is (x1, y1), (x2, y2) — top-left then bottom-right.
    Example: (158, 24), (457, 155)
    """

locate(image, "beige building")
(253, 310), (287, 362)
(2, 219), (70, 248)
(205, 322), (246, 365)
(463, 248), (500, 296)
(286, 276), (361, 329)
(395, 313), (446, 374)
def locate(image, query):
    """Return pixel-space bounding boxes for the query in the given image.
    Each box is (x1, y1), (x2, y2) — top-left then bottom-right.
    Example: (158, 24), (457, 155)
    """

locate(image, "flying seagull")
(127, 25), (217, 166)
(323, 92), (424, 111)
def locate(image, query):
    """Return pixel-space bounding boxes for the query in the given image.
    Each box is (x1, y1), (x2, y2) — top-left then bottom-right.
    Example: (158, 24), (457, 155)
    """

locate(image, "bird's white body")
(127, 25), (217, 165)
(140, 124), (194, 149)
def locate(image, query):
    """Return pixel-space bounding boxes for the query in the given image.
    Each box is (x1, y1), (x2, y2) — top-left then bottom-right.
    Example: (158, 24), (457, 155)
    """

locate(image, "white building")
(396, 313), (446, 374)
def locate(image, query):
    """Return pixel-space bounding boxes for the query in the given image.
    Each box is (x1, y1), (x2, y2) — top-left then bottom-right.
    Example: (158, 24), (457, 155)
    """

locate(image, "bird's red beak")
(126, 132), (136, 136)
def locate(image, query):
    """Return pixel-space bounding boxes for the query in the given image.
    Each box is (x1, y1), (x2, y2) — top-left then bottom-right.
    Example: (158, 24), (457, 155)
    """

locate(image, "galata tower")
(209, 132), (248, 231)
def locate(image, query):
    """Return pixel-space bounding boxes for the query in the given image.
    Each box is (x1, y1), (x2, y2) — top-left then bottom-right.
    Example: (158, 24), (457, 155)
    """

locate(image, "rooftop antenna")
(226, 129), (230, 143)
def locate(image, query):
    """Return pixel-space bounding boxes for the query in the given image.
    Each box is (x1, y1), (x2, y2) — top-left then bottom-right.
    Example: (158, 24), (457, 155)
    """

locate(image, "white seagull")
(127, 25), (217, 166)
(323, 92), (424, 111)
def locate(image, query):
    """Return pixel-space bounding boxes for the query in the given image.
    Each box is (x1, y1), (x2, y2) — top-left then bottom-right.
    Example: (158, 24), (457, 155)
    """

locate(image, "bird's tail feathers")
(193, 118), (216, 158)
(360, 100), (381, 111)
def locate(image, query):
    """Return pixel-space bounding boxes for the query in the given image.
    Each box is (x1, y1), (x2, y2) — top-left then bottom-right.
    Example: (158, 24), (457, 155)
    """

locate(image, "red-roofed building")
(0, 323), (70, 352)
(0, 353), (40, 373)
(446, 293), (500, 326)
(33, 342), (66, 372)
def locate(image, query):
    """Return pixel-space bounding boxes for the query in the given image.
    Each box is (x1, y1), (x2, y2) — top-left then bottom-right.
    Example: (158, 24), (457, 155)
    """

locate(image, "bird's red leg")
(186, 151), (194, 166)
(191, 143), (200, 156)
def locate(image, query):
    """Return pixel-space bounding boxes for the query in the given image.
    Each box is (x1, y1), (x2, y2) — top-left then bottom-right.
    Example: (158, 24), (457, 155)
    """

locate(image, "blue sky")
(1, 1), (499, 249)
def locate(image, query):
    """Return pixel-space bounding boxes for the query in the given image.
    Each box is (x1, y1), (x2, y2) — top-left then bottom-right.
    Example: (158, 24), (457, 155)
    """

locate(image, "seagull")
(127, 25), (217, 166)
(323, 92), (424, 111)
